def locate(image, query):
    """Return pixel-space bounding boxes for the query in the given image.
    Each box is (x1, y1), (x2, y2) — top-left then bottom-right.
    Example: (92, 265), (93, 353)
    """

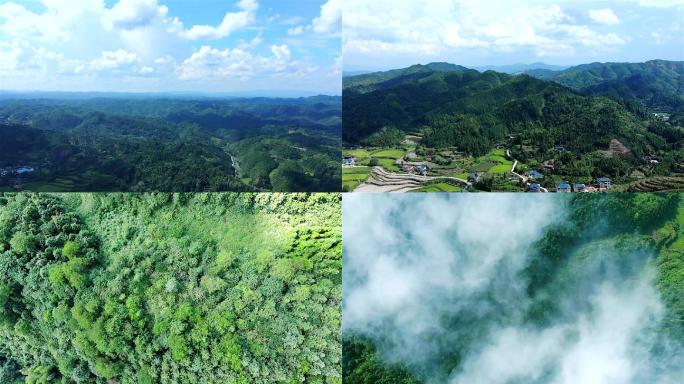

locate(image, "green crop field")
(343, 167), (372, 191)
(411, 182), (462, 192)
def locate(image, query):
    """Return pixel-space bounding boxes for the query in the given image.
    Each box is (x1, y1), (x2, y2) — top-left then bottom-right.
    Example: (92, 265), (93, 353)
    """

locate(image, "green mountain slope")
(527, 60), (684, 113)
(343, 65), (671, 158)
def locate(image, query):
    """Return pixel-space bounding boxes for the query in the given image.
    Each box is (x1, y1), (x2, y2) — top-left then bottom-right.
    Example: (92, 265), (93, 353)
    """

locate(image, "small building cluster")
(555, 177), (611, 193)
(525, 170), (544, 180)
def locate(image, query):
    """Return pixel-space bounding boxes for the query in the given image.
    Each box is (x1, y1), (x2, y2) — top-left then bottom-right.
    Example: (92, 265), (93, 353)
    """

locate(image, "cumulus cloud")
(178, 44), (296, 81)
(343, 194), (682, 383)
(311, 0), (341, 34)
(90, 49), (140, 70)
(177, 0), (258, 40)
(589, 8), (620, 25)
(106, 0), (169, 30)
(0, 39), (64, 72)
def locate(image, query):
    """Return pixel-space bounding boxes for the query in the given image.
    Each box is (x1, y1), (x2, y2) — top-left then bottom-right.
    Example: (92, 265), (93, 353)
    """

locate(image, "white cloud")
(589, 8), (620, 25)
(452, 274), (663, 384)
(288, 25), (305, 36)
(0, 39), (64, 72)
(311, 0), (341, 34)
(106, 0), (169, 30)
(178, 44), (295, 81)
(177, 1), (257, 40)
(90, 49), (140, 70)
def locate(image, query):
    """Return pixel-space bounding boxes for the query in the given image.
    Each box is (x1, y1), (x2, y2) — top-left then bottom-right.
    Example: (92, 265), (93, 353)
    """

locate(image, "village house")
(573, 183), (586, 193)
(526, 170), (544, 180)
(557, 183), (571, 193)
(468, 172), (481, 183)
(643, 155), (662, 165)
(402, 164), (415, 173)
(597, 177), (612, 190)
(415, 164), (428, 176)
(528, 183), (541, 192)
(342, 157), (356, 167)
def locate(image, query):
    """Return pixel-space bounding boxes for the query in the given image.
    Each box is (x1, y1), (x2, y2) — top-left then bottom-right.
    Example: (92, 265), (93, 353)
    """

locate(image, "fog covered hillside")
(342, 193), (684, 384)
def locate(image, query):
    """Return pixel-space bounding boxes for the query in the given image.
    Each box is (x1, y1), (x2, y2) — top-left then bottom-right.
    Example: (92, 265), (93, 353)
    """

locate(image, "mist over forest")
(343, 193), (684, 384)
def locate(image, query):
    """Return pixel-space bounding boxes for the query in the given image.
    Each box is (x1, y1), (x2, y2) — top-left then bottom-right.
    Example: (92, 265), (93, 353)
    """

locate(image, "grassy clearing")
(488, 164), (512, 174)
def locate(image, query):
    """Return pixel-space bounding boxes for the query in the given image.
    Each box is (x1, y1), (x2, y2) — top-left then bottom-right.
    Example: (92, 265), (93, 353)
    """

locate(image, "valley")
(342, 61), (684, 192)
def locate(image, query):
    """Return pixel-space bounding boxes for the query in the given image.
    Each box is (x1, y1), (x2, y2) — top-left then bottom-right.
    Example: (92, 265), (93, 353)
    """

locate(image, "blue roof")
(530, 183), (541, 190)
(529, 170), (544, 178)
(557, 183), (571, 189)
(574, 183), (586, 188)
(597, 177), (611, 182)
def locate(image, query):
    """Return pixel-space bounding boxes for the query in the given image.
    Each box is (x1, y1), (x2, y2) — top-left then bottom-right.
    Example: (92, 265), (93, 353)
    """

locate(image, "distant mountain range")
(473, 62), (570, 74)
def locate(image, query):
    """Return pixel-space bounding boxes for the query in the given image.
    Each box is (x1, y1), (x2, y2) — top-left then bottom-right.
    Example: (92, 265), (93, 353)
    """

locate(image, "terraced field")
(627, 176), (684, 192)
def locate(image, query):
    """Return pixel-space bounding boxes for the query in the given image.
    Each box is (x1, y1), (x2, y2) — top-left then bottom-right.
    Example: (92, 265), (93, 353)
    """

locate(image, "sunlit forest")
(0, 192), (342, 383)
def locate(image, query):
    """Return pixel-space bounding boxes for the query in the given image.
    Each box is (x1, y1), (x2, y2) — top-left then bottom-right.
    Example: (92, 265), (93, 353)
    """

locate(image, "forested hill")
(342, 61), (682, 161)
(525, 60), (684, 113)
(342, 62), (469, 94)
(0, 96), (341, 192)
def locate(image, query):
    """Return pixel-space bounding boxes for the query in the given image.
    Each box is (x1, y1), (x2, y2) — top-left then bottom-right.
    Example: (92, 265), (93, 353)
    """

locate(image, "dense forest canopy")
(0, 192), (342, 384)
(0, 96), (341, 192)
(342, 193), (684, 383)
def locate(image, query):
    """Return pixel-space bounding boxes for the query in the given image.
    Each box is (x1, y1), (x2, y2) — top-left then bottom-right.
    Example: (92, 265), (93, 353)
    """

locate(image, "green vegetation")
(0, 192), (341, 383)
(343, 61), (684, 190)
(0, 96), (341, 192)
(342, 167), (372, 192)
(410, 182), (461, 192)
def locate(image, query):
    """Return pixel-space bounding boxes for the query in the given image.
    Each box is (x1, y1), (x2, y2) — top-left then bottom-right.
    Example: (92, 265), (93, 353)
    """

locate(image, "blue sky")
(0, 0), (340, 95)
(343, 0), (684, 71)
